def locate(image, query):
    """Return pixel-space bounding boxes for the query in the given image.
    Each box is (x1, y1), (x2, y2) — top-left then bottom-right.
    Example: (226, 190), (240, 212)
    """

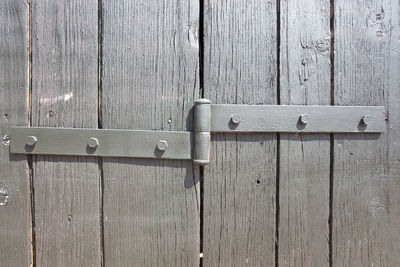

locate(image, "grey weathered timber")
(210, 105), (385, 133)
(279, 0), (331, 265)
(31, 1), (101, 266)
(0, 1), (31, 266)
(11, 127), (192, 160)
(203, 0), (277, 265)
(102, 0), (200, 266)
(333, 0), (400, 266)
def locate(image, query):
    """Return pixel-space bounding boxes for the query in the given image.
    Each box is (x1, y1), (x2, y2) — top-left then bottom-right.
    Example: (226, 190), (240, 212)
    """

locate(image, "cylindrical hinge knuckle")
(193, 99), (211, 165)
(194, 98), (211, 132)
(193, 132), (210, 165)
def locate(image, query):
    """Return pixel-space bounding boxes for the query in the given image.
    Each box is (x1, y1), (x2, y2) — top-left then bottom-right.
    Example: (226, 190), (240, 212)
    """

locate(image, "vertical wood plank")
(31, 0), (101, 266)
(101, 0), (200, 266)
(333, 0), (400, 266)
(279, 0), (331, 266)
(0, 1), (31, 266)
(203, 1), (277, 265)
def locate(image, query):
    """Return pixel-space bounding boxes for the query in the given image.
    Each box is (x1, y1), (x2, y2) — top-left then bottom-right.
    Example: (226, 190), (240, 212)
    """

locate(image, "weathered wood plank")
(0, 1), (31, 266)
(31, 0), (101, 266)
(333, 0), (400, 266)
(279, 135), (330, 266)
(101, 0), (200, 265)
(203, 1), (277, 265)
(279, 0), (331, 265)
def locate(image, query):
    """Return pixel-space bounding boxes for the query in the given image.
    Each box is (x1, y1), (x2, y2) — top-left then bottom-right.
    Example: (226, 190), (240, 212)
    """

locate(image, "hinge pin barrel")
(193, 99), (211, 165)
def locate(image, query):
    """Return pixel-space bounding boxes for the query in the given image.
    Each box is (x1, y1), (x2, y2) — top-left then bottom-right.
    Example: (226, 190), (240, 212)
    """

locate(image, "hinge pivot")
(193, 99), (211, 165)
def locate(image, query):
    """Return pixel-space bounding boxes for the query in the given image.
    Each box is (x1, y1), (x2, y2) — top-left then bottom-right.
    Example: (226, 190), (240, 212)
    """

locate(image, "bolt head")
(25, 136), (38, 146)
(299, 114), (310, 124)
(231, 114), (241, 125)
(87, 137), (99, 149)
(157, 140), (168, 151)
(361, 115), (372, 126)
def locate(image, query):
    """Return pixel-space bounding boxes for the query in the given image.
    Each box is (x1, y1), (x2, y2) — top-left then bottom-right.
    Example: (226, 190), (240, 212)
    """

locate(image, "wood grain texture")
(101, 0), (200, 266)
(279, 134), (330, 266)
(333, 0), (400, 266)
(203, 0), (277, 265)
(31, 0), (100, 266)
(0, 1), (31, 266)
(279, 0), (331, 266)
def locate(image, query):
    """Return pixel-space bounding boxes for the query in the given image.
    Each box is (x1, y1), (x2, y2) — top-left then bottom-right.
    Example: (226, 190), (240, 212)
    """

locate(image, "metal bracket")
(10, 127), (192, 160)
(10, 99), (386, 166)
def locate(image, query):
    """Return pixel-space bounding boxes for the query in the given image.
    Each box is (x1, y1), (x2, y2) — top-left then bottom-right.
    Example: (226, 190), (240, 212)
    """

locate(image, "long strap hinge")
(9, 99), (386, 166)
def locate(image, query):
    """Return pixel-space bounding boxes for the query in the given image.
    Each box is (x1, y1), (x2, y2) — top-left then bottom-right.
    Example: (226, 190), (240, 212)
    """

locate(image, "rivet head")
(361, 115), (372, 126)
(157, 140), (168, 151)
(87, 137), (99, 149)
(231, 114), (241, 125)
(299, 114), (310, 124)
(25, 136), (38, 146)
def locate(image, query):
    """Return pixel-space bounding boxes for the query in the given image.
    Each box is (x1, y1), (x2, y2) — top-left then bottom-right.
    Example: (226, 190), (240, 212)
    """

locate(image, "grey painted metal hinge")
(10, 99), (386, 166)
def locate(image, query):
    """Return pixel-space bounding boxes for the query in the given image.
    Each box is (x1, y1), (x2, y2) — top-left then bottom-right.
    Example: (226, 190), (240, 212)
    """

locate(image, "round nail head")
(361, 115), (371, 126)
(25, 136), (38, 146)
(300, 114), (310, 124)
(231, 114), (241, 125)
(157, 140), (168, 151)
(87, 137), (99, 149)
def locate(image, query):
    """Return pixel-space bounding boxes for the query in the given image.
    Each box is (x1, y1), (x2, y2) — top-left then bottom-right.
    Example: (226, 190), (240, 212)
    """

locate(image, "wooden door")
(0, 0), (399, 266)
